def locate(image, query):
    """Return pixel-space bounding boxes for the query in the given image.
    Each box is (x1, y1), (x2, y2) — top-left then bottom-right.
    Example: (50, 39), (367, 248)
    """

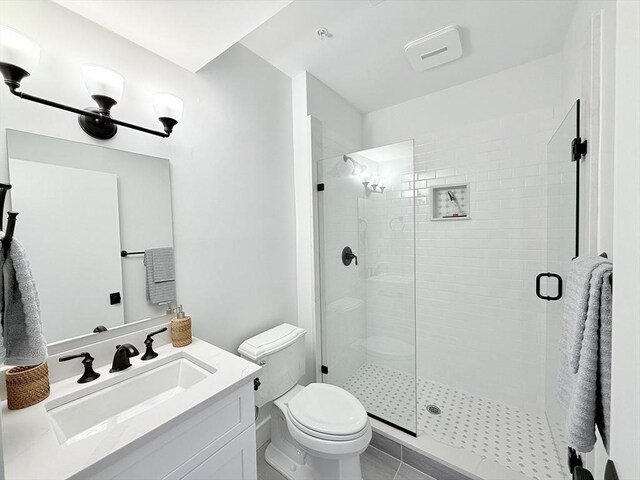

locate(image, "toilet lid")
(287, 383), (368, 437)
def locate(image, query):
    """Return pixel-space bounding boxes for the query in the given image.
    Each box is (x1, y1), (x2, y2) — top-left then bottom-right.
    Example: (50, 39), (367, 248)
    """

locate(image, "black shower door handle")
(536, 272), (563, 301)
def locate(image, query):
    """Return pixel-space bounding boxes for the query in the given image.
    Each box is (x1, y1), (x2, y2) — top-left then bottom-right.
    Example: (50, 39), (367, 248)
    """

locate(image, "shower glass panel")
(317, 140), (417, 435)
(545, 100), (580, 474)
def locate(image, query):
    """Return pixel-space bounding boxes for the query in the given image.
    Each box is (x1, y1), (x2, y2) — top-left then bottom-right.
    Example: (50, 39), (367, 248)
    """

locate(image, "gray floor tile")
(362, 446), (401, 480)
(402, 446), (473, 480)
(394, 464), (437, 480)
(371, 431), (402, 460)
(257, 445), (288, 480)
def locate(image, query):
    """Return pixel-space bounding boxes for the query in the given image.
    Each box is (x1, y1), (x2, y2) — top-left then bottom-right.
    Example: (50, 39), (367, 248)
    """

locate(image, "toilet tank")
(238, 323), (306, 408)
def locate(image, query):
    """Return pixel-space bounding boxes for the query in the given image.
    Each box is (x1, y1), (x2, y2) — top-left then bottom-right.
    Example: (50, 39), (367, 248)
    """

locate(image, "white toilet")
(238, 324), (372, 480)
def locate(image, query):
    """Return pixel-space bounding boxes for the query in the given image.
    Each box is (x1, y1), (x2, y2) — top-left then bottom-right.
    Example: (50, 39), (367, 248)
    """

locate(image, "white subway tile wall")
(367, 107), (558, 412)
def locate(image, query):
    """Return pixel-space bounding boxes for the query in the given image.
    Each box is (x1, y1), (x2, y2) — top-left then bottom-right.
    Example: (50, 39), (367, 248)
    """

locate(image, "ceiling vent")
(404, 25), (462, 72)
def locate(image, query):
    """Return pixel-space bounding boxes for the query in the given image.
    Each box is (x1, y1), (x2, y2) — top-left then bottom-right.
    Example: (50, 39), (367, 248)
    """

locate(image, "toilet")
(238, 324), (372, 480)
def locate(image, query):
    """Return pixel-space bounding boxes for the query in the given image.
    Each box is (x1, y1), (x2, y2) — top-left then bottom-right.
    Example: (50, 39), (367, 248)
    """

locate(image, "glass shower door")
(544, 100), (580, 477)
(317, 140), (417, 435)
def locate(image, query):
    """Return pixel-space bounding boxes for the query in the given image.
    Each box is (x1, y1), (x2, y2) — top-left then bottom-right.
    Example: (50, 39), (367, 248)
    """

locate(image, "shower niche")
(430, 183), (470, 220)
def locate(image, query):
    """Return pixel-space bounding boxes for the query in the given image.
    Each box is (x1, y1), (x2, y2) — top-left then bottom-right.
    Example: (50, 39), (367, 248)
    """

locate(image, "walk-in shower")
(316, 102), (582, 480)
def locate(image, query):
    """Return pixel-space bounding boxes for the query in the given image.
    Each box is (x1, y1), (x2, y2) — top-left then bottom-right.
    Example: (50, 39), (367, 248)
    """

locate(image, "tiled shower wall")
(374, 107), (556, 412)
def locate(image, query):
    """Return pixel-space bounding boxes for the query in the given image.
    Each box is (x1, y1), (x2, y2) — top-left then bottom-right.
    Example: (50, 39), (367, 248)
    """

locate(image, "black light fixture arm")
(6, 84), (173, 138)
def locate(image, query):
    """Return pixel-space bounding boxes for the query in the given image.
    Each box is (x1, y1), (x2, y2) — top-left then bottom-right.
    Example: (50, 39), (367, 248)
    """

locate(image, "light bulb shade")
(82, 65), (124, 103)
(153, 93), (183, 121)
(0, 25), (40, 77)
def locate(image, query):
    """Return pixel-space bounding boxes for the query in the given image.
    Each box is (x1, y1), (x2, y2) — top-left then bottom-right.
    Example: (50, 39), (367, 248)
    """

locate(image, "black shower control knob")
(342, 246), (358, 266)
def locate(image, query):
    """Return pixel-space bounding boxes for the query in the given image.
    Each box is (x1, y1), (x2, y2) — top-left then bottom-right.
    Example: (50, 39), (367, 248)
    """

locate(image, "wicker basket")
(5, 362), (50, 410)
(171, 317), (192, 347)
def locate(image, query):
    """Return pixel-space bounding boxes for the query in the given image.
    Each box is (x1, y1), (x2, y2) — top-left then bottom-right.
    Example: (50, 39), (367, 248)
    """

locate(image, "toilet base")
(265, 441), (364, 480)
(265, 442), (314, 480)
(265, 390), (366, 480)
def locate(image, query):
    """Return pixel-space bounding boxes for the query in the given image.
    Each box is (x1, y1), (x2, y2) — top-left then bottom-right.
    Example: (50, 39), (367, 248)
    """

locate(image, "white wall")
(363, 55), (562, 148)
(363, 55), (563, 411)
(306, 73), (364, 156)
(610, 2), (640, 478)
(292, 72), (364, 383)
(0, 0), (297, 355)
(559, 0), (616, 261)
(558, 1), (617, 475)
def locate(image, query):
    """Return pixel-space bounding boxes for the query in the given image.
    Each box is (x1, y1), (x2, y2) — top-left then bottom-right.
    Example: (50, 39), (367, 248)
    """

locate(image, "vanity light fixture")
(0, 26), (183, 139)
(362, 175), (386, 194)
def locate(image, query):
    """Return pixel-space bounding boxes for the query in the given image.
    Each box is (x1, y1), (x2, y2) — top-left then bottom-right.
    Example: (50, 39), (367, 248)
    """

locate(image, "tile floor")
(342, 363), (565, 480)
(257, 444), (435, 480)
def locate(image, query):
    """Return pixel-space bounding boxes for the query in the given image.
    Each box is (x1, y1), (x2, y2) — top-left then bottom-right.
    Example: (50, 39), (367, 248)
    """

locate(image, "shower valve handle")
(342, 246), (358, 266)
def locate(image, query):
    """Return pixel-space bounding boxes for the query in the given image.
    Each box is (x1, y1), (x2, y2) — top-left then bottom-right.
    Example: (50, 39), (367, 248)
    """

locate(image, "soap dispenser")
(171, 305), (192, 347)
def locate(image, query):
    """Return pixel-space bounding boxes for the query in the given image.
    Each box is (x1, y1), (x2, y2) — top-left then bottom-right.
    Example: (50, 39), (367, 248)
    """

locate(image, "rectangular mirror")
(6, 130), (174, 345)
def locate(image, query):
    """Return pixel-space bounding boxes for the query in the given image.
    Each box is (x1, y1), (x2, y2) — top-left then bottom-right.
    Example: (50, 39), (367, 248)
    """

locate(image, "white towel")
(557, 256), (613, 452)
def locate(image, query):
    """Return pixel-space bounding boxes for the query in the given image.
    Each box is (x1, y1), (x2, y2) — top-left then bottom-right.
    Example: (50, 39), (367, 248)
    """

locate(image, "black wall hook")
(2, 212), (18, 250)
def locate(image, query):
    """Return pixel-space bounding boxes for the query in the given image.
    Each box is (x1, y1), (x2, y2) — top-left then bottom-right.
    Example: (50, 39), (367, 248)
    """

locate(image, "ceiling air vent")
(404, 25), (462, 72)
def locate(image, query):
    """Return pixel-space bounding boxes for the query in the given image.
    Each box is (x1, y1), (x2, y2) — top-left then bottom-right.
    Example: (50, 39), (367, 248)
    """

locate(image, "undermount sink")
(46, 355), (214, 445)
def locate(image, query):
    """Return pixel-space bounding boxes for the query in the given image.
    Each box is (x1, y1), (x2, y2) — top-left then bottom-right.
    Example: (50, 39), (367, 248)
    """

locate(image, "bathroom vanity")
(1, 333), (261, 480)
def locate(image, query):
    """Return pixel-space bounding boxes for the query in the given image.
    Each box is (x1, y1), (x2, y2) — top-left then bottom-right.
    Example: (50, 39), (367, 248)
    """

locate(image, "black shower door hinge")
(321, 365), (328, 374)
(317, 183), (325, 191)
(572, 137), (587, 161)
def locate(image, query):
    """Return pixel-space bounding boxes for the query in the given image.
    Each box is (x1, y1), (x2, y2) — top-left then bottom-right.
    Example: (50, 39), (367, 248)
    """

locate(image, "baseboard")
(256, 413), (271, 450)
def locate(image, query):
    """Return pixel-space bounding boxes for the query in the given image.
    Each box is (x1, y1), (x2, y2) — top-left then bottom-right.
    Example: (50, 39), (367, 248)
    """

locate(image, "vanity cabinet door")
(179, 427), (257, 480)
(74, 382), (255, 480)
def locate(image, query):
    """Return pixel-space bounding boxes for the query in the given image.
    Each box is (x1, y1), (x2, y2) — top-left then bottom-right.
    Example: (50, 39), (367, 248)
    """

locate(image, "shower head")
(343, 155), (367, 175)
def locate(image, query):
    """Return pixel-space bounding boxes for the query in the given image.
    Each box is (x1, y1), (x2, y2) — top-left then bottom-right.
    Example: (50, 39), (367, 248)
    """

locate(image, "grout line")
(391, 461), (402, 480)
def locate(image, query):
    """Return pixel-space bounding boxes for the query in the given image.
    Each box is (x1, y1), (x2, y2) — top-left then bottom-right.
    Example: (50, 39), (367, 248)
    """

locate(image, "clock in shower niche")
(430, 184), (470, 221)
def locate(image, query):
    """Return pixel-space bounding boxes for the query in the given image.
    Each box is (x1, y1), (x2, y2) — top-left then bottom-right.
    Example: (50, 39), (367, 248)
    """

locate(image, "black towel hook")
(2, 212), (18, 250)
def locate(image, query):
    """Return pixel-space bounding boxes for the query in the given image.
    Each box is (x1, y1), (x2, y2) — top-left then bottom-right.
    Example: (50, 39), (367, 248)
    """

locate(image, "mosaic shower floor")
(342, 363), (565, 480)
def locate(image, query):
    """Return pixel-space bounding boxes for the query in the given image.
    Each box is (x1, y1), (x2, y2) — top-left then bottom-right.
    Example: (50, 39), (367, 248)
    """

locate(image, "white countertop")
(1, 338), (261, 480)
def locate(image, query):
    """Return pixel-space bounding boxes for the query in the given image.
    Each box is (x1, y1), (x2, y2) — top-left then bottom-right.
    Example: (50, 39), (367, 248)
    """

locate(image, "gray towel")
(143, 247), (176, 305)
(0, 238), (47, 366)
(557, 256), (613, 452)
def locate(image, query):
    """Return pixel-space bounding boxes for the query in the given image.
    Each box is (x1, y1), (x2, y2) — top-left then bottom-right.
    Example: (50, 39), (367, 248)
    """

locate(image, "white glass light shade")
(370, 175), (380, 186)
(360, 171), (372, 183)
(153, 93), (183, 121)
(82, 65), (124, 102)
(0, 26), (40, 75)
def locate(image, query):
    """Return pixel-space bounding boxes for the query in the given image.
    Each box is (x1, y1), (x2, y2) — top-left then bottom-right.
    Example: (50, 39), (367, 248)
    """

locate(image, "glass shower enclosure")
(317, 140), (417, 435)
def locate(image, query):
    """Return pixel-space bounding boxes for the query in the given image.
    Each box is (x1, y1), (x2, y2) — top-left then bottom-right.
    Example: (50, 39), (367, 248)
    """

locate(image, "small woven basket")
(5, 362), (50, 410)
(171, 317), (192, 347)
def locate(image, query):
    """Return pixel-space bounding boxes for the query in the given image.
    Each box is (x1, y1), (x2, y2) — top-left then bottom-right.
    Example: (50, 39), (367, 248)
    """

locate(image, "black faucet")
(110, 343), (139, 373)
(59, 352), (101, 383)
(141, 327), (168, 360)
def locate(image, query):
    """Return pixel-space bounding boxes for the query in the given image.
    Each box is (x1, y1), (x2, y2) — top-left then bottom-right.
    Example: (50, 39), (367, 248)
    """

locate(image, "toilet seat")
(286, 383), (369, 441)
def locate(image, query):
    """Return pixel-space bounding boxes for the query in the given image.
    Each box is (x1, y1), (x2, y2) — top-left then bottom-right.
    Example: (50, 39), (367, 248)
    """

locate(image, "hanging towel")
(557, 256), (613, 452)
(0, 237), (47, 366)
(143, 247), (176, 305)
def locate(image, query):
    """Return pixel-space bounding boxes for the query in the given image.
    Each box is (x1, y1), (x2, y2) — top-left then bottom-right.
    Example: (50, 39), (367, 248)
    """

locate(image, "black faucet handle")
(141, 327), (167, 361)
(59, 352), (101, 383)
(60, 351), (93, 363)
(145, 327), (168, 343)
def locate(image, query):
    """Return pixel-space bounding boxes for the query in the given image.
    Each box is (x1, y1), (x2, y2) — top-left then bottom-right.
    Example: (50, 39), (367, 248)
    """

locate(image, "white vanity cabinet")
(73, 381), (257, 480)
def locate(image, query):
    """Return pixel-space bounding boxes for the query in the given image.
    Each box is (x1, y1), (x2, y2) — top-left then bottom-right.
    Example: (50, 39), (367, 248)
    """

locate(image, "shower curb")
(371, 431), (476, 480)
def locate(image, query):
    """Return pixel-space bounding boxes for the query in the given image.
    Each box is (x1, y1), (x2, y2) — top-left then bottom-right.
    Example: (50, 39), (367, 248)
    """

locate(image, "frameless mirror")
(5, 130), (175, 346)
